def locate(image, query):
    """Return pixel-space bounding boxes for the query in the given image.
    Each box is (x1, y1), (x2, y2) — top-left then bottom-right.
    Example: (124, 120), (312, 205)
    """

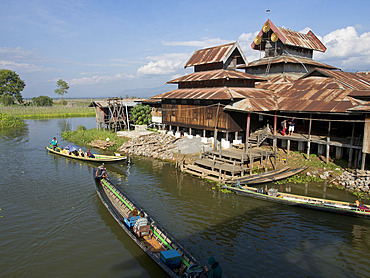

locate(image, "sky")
(1, 0), (370, 99)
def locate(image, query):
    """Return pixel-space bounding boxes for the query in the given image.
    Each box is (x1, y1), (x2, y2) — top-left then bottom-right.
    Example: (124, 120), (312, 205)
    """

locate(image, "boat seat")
(123, 215), (140, 228)
(134, 225), (152, 238)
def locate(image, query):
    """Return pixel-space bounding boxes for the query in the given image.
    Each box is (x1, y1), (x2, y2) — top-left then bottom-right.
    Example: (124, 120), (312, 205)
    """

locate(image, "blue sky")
(1, 0), (370, 99)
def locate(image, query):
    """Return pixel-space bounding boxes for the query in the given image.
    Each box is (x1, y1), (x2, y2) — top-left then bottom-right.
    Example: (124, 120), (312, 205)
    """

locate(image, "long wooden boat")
(228, 166), (290, 184)
(224, 184), (370, 219)
(93, 174), (204, 277)
(245, 166), (309, 185)
(46, 147), (127, 163)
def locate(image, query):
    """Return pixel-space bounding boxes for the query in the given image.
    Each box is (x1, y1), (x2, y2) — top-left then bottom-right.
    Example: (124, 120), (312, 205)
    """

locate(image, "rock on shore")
(337, 170), (370, 193)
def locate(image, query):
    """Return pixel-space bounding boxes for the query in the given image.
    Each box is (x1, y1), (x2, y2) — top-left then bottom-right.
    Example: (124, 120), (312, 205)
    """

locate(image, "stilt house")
(151, 42), (271, 146)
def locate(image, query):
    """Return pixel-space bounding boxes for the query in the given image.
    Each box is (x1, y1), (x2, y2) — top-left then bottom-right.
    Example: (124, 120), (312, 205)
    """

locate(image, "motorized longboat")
(46, 146), (127, 163)
(224, 183), (370, 219)
(93, 174), (204, 277)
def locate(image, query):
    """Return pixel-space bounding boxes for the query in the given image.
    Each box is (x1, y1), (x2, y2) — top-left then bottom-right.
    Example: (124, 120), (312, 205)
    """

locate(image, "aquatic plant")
(61, 126), (129, 151)
(275, 174), (323, 184)
(0, 113), (25, 128)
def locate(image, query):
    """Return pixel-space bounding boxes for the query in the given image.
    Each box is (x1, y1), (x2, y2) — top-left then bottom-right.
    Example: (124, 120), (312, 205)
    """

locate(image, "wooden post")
(203, 129), (206, 138)
(287, 139), (290, 163)
(307, 115), (312, 159)
(235, 131), (238, 140)
(361, 152), (366, 170)
(249, 144), (253, 175)
(273, 112), (277, 136)
(348, 123), (355, 168)
(245, 113), (251, 152)
(213, 103), (221, 150)
(326, 137), (330, 164)
(326, 121), (331, 164)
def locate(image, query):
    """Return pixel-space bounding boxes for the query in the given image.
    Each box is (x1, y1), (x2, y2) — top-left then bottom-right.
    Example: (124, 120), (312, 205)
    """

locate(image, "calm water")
(1, 118), (369, 278)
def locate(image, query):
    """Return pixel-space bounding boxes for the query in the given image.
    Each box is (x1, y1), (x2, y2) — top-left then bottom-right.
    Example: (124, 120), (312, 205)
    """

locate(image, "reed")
(0, 106), (95, 119)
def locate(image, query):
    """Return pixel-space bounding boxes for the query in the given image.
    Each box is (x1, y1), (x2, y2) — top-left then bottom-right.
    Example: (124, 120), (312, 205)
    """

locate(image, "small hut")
(89, 98), (139, 131)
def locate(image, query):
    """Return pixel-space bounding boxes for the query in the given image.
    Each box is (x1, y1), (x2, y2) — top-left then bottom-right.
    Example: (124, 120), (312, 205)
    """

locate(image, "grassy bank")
(0, 106), (95, 119)
(0, 113), (25, 128)
(61, 125), (129, 151)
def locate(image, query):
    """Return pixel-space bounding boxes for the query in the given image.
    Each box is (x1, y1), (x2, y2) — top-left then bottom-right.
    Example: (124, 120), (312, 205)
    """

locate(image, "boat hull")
(93, 175), (203, 277)
(46, 147), (127, 163)
(226, 186), (370, 219)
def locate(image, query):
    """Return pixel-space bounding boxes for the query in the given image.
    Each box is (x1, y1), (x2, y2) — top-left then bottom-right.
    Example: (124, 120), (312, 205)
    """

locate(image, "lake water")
(1, 118), (369, 277)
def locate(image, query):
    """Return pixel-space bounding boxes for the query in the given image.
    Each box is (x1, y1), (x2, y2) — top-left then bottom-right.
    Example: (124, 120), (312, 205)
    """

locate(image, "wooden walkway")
(181, 147), (275, 182)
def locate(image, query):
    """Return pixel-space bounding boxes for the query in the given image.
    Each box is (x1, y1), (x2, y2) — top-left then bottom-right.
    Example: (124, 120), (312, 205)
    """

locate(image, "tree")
(54, 79), (69, 101)
(32, 95), (53, 106)
(0, 69), (26, 104)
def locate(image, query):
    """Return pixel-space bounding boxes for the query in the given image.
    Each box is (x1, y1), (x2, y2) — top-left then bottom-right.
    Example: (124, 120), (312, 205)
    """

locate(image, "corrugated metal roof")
(278, 28), (326, 52)
(167, 69), (267, 84)
(89, 99), (139, 108)
(224, 97), (276, 112)
(251, 20), (326, 52)
(245, 55), (336, 69)
(151, 87), (273, 100)
(184, 42), (246, 68)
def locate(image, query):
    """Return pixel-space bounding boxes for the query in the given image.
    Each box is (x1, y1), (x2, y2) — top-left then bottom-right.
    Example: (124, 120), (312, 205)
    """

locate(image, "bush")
(32, 96), (53, 106)
(0, 95), (15, 106)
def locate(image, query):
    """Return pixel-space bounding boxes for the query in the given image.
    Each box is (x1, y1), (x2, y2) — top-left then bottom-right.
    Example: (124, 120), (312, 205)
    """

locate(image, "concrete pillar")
(318, 144), (324, 155)
(298, 141), (305, 151)
(281, 139), (287, 148)
(335, 147), (343, 159)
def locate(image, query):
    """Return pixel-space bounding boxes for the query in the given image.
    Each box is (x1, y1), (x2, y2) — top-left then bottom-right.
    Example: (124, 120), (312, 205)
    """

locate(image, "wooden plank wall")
(362, 114), (370, 153)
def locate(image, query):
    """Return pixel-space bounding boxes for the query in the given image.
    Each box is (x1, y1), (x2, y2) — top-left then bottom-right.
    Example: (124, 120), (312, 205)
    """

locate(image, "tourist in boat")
(128, 208), (138, 218)
(78, 149), (85, 157)
(50, 137), (58, 151)
(86, 149), (94, 158)
(95, 163), (107, 179)
(204, 256), (222, 278)
(133, 211), (148, 230)
(355, 200), (370, 212)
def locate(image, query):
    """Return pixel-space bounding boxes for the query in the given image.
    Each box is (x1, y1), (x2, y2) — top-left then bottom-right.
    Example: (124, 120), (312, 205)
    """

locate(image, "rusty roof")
(243, 55), (337, 70)
(224, 97), (276, 112)
(251, 19), (326, 52)
(167, 69), (267, 84)
(89, 99), (140, 108)
(151, 87), (273, 101)
(184, 42), (247, 68)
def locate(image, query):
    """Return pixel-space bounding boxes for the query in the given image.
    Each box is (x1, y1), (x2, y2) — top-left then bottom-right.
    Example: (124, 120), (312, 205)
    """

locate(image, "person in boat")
(86, 149), (94, 158)
(355, 200), (370, 212)
(72, 150), (79, 156)
(133, 211), (148, 230)
(78, 149), (85, 157)
(204, 256), (222, 278)
(128, 208), (138, 218)
(50, 137), (59, 151)
(95, 163), (108, 179)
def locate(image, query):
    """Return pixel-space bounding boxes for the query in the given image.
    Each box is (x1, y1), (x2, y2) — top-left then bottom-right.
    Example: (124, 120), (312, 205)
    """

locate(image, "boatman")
(50, 137), (58, 151)
(95, 163), (108, 179)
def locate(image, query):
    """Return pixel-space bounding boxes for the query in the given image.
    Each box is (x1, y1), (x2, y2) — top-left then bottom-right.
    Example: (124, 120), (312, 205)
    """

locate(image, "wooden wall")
(162, 103), (245, 132)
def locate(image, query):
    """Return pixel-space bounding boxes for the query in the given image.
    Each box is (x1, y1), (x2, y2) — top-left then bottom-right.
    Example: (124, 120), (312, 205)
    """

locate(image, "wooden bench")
(133, 225), (152, 238)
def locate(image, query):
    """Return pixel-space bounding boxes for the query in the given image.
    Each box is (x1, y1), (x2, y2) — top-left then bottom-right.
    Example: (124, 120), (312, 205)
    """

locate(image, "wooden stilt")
(348, 123), (355, 168)
(245, 113), (251, 152)
(361, 152), (366, 170)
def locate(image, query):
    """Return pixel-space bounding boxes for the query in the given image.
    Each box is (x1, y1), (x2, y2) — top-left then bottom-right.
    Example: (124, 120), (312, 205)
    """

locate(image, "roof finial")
(266, 8), (270, 18)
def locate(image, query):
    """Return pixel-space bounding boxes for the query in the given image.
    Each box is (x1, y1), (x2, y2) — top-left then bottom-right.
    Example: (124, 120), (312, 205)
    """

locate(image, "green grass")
(62, 125), (129, 151)
(0, 106), (95, 119)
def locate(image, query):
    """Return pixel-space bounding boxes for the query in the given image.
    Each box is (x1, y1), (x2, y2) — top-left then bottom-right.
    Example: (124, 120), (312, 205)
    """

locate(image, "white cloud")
(163, 37), (232, 48)
(238, 32), (261, 63)
(0, 60), (46, 72)
(315, 26), (370, 69)
(137, 53), (190, 75)
(0, 46), (38, 60)
(69, 73), (135, 85)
